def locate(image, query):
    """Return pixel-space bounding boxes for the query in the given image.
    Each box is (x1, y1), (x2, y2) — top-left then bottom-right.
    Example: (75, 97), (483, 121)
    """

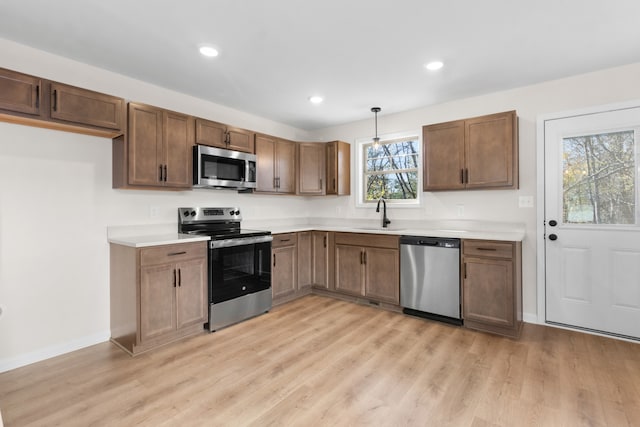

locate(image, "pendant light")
(371, 107), (381, 149)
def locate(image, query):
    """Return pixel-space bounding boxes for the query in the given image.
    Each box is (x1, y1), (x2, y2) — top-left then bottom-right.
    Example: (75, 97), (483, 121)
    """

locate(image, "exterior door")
(544, 105), (640, 339)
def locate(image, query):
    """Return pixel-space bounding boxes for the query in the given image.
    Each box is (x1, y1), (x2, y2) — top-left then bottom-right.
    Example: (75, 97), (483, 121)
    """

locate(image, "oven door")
(209, 238), (271, 304)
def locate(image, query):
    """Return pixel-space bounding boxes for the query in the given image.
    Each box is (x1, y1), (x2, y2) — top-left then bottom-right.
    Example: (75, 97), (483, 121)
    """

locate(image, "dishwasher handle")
(400, 235), (460, 248)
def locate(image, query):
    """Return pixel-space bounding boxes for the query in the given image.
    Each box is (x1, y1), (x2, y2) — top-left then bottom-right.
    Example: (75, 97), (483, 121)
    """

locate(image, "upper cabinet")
(49, 82), (124, 131)
(423, 110), (518, 191)
(195, 118), (255, 153)
(0, 68), (41, 116)
(0, 67), (124, 137)
(326, 140), (351, 196)
(114, 102), (193, 189)
(255, 134), (296, 194)
(297, 143), (326, 195)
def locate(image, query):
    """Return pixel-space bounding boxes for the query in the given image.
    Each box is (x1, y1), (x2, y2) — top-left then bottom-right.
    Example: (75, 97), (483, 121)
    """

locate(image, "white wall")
(307, 61), (640, 324)
(2, 35), (640, 371)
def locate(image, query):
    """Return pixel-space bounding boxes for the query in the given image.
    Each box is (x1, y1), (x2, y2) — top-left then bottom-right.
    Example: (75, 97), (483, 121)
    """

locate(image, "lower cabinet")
(312, 231), (333, 290)
(272, 233), (298, 299)
(462, 239), (522, 338)
(334, 233), (400, 305)
(110, 241), (207, 355)
(297, 231), (312, 289)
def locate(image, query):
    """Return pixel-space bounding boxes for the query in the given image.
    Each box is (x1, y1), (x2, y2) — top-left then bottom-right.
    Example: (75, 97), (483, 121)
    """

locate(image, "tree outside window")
(562, 130), (636, 224)
(363, 137), (419, 203)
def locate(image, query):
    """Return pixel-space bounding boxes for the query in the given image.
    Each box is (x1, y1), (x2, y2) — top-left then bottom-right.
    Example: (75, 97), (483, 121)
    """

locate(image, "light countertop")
(266, 224), (524, 242)
(108, 233), (210, 248)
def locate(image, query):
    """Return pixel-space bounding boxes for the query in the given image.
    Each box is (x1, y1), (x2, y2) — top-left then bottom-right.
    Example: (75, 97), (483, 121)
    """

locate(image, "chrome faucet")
(376, 197), (391, 228)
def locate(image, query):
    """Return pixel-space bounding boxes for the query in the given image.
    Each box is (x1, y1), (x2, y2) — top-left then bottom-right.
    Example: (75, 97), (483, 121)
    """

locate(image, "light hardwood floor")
(1, 295), (639, 426)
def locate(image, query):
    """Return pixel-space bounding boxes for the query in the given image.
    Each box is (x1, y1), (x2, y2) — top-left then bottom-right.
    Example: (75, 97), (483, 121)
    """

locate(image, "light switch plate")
(519, 196), (534, 208)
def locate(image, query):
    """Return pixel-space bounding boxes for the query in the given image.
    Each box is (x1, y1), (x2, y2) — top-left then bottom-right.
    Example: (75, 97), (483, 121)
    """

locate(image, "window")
(357, 133), (421, 206)
(562, 130), (636, 224)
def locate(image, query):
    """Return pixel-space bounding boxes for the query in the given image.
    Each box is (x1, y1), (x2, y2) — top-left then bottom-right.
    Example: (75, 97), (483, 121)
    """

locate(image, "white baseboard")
(0, 330), (110, 373)
(523, 312), (539, 324)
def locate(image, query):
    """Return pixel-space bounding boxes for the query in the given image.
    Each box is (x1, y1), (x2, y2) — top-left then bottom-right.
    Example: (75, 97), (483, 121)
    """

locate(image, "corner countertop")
(108, 233), (210, 248)
(260, 220), (525, 242)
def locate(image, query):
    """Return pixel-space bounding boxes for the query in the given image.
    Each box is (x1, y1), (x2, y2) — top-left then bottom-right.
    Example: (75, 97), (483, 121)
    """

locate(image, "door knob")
(548, 220), (558, 227)
(548, 234), (558, 241)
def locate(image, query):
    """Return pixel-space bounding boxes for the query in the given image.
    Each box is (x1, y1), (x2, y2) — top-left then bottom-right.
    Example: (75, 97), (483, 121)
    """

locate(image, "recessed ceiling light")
(425, 61), (444, 71)
(309, 96), (324, 104)
(199, 46), (219, 57)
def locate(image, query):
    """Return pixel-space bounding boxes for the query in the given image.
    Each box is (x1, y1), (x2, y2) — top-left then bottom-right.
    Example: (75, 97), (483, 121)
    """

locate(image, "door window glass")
(562, 130), (636, 224)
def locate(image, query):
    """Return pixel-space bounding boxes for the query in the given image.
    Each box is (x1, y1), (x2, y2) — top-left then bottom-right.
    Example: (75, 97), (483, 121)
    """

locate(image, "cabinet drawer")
(463, 240), (513, 259)
(272, 233), (297, 248)
(140, 242), (206, 266)
(335, 232), (399, 249)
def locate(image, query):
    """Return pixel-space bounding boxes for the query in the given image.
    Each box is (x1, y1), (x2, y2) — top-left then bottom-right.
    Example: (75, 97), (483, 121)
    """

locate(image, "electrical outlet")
(149, 206), (160, 218)
(456, 204), (464, 217)
(518, 196), (534, 208)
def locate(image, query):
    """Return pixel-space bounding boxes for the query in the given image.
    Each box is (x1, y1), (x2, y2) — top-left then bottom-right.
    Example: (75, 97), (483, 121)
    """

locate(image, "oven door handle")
(209, 235), (273, 249)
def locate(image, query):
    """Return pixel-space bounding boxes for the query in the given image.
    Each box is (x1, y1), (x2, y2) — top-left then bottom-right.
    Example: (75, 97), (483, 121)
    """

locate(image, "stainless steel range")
(178, 207), (273, 331)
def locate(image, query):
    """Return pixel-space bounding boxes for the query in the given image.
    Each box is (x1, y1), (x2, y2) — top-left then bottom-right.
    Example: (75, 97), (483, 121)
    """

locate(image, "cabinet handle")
(178, 268), (182, 287)
(273, 253), (276, 267)
(277, 177), (280, 188)
(460, 169), (464, 184)
(323, 236), (327, 248)
(163, 165), (167, 182)
(52, 89), (58, 111)
(319, 178), (322, 189)
(465, 169), (469, 184)
(168, 251), (187, 256)
(35, 85), (40, 108)
(476, 247), (497, 251)
(279, 239), (291, 242)
(159, 165), (163, 182)
(464, 263), (467, 279)
(173, 269), (177, 287)
(360, 251), (364, 265)
(333, 178), (336, 191)
(363, 251), (367, 264)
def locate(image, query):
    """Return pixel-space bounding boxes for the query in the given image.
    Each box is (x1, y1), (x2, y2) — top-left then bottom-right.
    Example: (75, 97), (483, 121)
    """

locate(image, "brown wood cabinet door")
(297, 232), (312, 289)
(0, 68), (41, 116)
(140, 263), (176, 342)
(364, 247), (400, 304)
(312, 231), (329, 289)
(195, 118), (227, 149)
(465, 111), (516, 189)
(227, 127), (255, 153)
(128, 103), (163, 186)
(326, 141), (350, 196)
(326, 142), (337, 195)
(335, 244), (364, 296)
(49, 82), (124, 131)
(276, 139), (296, 194)
(272, 246), (297, 298)
(163, 111), (193, 188)
(175, 258), (207, 330)
(298, 143), (326, 195)
(423, 120), (466, 191)
(336, 141), (351, 195)
(255, 134), (277, 192)
(463, 257), (514, 328)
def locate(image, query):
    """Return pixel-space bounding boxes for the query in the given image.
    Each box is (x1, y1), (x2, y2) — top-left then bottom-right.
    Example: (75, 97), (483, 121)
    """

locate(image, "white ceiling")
(1, 0), (640, 130)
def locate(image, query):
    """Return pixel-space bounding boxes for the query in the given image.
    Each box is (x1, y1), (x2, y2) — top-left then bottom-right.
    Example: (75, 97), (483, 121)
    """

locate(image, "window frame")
(355, 130), (422, 208)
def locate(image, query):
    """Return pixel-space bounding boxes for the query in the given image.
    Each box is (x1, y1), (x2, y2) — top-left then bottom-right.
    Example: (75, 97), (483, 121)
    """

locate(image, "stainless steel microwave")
(193, 145), (257, 190)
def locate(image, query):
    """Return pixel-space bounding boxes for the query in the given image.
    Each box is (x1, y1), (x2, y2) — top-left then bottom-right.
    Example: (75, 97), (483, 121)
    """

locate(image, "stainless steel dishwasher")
(400, 236), (462, 325)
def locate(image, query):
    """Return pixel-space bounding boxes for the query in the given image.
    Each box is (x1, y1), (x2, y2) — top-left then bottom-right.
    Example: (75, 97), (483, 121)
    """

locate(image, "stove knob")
(235, 210), (241, 216)
(182, 211), (190, 217)
(190, 210), (196, 216)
